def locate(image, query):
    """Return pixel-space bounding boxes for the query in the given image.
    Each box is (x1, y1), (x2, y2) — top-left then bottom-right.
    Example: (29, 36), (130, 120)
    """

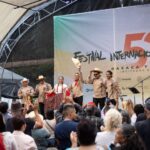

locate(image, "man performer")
(104, 70), (121, 108)
(18, 78), (34, 110)
(87, 68), (106, 110)
(35, 75), (52, 117)
(69, 67), (84, 106)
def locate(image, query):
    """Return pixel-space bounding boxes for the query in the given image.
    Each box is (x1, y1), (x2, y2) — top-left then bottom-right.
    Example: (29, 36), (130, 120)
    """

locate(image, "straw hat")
(21, 78), (29, 83)
(37, 75), (45, 80)
(72, 58), (81, 68)
(91, 68), (102, 73)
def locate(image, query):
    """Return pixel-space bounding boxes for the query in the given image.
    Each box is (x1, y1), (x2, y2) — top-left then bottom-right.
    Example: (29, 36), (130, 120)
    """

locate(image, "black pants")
(73, 96), (83, 106)
(39, 102), (45, 117)
(93, 97), (106, 110)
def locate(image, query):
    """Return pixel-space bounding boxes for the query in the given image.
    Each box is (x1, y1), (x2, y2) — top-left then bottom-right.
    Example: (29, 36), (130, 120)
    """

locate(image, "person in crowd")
(43, 109), (56, 147)
(31, 102), (51, 150)
(85, 102), (102, 131)
(35, 75), (52, 117)
(12, 116), (37, 150)
(54, 76), (67, 94)
(67, 119), (105, 150)
(0, 113), (18, 150)
(133, 104), (145, 123)
(6, 101), (35, 136)
(110, 123), (146, 150)
(87, 68), (106, 110)
(18, 78), (34, 110)
(69, 67), (84, 106)
(0, 101), (12, 124)
(121, 110), (131, 124)
(135, 98), (150, 150)
(104, 70), (121, 108)
(95, 109), (122, 147)
(101, 99), (116, 119)
(55, 104), (78, 150)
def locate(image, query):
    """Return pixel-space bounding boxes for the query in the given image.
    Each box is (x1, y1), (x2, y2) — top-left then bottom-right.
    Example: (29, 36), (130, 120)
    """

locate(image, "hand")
(70, 131), (77, 147)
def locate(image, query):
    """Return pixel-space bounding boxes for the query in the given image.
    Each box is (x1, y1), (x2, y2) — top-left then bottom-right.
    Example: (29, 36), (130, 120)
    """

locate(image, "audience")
(110, 123), (146, 150)
(95, 109), (122, 147)
(55, 104), (78, 150)
(135, 98), (150, 150)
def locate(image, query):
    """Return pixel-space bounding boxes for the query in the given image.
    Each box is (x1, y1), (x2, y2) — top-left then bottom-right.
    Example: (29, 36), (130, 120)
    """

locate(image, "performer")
(35, 75), (52, 117)
(69, 67), (84, 106)
(104, 70), (121, 107)
(54, 76), (67, 94)
(87, 68), (106, 110)
(18, 78), (34, 110)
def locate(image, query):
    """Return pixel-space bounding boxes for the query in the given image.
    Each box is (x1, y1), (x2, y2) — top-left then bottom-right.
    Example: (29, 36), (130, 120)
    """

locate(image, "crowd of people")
(0, 67), (150, 150)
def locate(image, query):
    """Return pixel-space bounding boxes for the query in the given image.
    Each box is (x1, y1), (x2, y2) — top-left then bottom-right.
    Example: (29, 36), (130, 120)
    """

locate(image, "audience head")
(0, 102), (9, 114)
(134, 104), (144, 116)
(0, 113), (5, 132)
(121, 110), (131, 124)
(46, 109), (54, 120)
(11, 101), (22, 116)
(62, 104), (76, 120)
(12, 116), (26, 132)
(144, 98), (150, 119)
(115, 123), (145, 150)
(104, 109), (122, 131)
(77, 119), (97, 146)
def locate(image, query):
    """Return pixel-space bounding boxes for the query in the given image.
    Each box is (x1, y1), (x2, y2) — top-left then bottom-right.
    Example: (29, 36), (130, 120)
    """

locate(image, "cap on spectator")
(87, 102), (96, 107)
(21, 78), (29, 83)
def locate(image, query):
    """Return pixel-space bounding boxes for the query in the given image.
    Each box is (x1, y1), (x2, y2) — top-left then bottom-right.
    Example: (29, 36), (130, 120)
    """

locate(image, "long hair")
(0, 113), (5, 132)
(118, 124), (146, 150)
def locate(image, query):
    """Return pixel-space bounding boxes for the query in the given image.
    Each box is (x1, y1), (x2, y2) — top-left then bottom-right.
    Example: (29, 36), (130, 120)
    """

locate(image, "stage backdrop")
(54, 4), (150, 104)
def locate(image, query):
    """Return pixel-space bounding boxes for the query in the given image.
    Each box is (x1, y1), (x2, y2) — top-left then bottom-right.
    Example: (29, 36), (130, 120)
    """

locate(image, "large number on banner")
(124, 33), (150, 68)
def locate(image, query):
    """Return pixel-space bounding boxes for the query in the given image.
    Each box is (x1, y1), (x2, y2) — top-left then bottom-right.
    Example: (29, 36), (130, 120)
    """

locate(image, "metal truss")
(0, 0), (78, 67)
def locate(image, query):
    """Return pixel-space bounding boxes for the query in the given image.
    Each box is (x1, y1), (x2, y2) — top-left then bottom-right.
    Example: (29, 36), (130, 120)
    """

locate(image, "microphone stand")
(133, 76), (150, 105)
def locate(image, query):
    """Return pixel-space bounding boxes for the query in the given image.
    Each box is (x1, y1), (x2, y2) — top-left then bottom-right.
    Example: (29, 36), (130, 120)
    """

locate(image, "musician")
(54, 76), (67, 94)
(70, 67), (84, 106)
(18, 78), (34, 110)
(104, 70), (121, 107)
(87, 68), (106, 110)
(35, 75), (52, 117)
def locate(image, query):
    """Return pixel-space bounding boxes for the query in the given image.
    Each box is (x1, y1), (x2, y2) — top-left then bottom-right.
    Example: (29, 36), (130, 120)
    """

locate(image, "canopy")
(0, 67), (24, 98)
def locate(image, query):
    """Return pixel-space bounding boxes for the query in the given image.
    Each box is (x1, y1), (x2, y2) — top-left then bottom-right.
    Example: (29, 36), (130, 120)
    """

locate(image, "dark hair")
(86, 107), (95, 116)
(62, 104), (75, 117)
(0, 102), (8, 114)
(12, 117), (26, 130)
(0, 113), (5, 132)
(121, 111), (131, 124)
(77, 119), (97, 146)
(107, 70), (113, 76)
(46, 109), (54, 120)
(134, 104), (144, 116)
(119, 123), (146, 150)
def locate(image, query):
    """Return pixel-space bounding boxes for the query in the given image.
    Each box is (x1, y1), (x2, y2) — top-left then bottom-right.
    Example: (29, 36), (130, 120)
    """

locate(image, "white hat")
(21, 78), (29, 83)
(37, 75), (45, 80)
(72, 58), (81, 68)
(91, 68), (102, 73)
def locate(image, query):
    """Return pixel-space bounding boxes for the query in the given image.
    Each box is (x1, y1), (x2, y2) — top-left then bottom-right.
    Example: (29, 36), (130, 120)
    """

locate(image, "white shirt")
(95, 131), (115, 146)
(54, 84), (67, 94)
(13, 131), (37, 150)
(2, 132), (18, 150)
(131, 113), (137, 126)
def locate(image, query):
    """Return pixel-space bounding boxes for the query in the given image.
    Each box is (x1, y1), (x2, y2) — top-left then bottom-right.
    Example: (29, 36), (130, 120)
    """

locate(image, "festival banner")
(54, 4), (150, 104)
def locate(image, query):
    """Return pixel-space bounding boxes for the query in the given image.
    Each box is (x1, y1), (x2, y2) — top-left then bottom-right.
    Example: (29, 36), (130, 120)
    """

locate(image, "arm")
(18, 88), (23, 99)
(86, 71), (93, 84)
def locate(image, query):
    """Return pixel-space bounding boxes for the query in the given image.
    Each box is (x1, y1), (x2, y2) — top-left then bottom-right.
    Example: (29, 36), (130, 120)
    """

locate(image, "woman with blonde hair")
(95, 109), (122, 147)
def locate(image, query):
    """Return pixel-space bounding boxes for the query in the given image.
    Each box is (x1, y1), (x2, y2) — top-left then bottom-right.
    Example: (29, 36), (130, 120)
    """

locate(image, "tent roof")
(0, 0), (47, 42)
(0, 67), (23, 80)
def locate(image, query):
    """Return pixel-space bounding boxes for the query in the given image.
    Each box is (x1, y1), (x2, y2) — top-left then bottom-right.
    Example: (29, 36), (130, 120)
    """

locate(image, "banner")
(54, 5), (150, 104)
